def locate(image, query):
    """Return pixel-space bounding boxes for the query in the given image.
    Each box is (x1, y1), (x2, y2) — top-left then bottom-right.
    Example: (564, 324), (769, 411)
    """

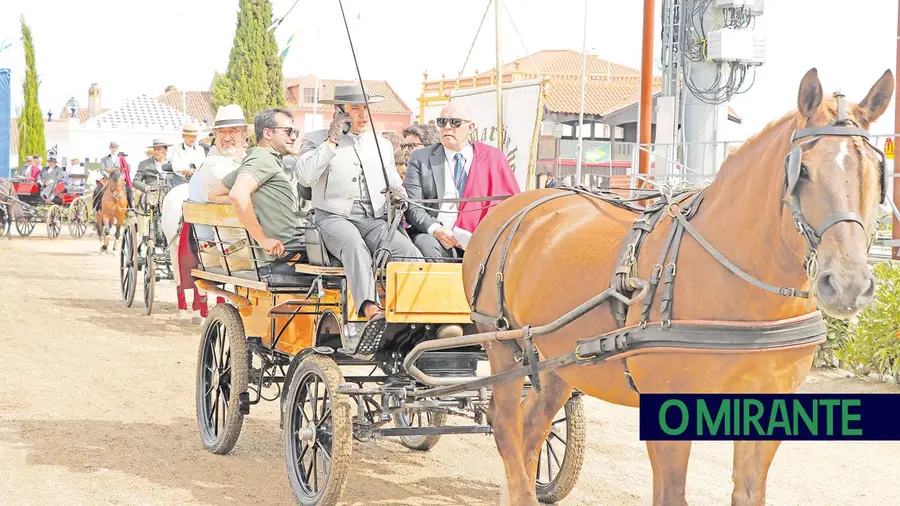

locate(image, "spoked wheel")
(68, 198), (89, 238)
(15, 213), (35, 237)
(284, 354), (353, 506)
(46, 205), (62, 239)
(196, 304), (248, 454)
(119, 223), (137, 307)
(535, 393), (587, 504)
(393, 406), (447, 451)
(142, 248), (156, 315)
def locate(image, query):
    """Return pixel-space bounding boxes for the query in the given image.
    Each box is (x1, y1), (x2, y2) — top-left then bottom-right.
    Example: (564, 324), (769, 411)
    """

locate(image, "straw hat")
(181, 124), (201, 136)
(213, 104), (250, 128)
(318, 83), (384, 105)
(148, 138), (172, 148)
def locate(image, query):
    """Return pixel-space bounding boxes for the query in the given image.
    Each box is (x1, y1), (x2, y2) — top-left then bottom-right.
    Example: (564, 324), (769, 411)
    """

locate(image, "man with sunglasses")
(210, 108), (305, 272)
(295, 83), (421, 342)
(403, 101), (520, 260)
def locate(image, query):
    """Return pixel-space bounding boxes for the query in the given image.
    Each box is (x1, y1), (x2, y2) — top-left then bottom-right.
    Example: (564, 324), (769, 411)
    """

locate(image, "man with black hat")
(296, 83), (421, 342)
(134, 138), (173, 198)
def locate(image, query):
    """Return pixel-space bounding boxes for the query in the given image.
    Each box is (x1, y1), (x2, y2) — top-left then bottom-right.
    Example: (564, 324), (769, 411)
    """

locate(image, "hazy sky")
(0, 0), (896, 141)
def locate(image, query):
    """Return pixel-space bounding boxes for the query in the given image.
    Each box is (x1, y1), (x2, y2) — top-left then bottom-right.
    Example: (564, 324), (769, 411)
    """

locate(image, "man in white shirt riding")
(169, 123), (208, 186)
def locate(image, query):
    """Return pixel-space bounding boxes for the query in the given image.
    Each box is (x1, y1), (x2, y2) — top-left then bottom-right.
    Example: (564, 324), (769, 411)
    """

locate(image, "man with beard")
(189, 105), (249, 205)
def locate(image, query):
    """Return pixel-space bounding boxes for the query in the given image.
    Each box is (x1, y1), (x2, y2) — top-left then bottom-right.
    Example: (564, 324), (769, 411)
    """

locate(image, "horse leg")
(646, 440), (692, 506)
(484, 339), (537, 506)
(519, 369), (574, 487)
(730, 440), (781, 506)
(113, 223), (121, 250)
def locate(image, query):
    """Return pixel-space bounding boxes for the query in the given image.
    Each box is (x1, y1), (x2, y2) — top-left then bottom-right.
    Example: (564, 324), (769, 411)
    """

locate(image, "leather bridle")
(782, 92), (887, 277)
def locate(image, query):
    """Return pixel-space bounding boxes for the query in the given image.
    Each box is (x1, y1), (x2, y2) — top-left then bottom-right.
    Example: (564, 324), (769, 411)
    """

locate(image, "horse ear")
(797, 68), (823, 118)
(857, 69), (894, 126)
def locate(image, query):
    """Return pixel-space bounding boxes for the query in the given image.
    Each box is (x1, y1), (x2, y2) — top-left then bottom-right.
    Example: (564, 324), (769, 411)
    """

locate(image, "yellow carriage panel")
(385, 262), (472, 324)
(235, 287), (344, 356)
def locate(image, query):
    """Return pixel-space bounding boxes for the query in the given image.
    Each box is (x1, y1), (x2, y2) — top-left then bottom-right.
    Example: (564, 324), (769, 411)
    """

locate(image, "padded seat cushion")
(263, 272), (319, 289)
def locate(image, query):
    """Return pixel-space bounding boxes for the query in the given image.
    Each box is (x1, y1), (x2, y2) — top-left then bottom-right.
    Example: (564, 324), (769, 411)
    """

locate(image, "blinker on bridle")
(783, 92), (887, 278)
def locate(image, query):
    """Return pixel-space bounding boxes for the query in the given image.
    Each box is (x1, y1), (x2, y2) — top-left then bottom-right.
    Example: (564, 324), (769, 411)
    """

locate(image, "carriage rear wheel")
(46, 205), (62, 239)
(196, 304), (249, 454)
(142, 252), (155, 315)
(535, 393), (586, 504)
(284, 353), (353, 506)
(68, 198), (89, 239)
(120, 223), (137, 307)
(393, 408), (447, 451)
(15, 213), (35, 237)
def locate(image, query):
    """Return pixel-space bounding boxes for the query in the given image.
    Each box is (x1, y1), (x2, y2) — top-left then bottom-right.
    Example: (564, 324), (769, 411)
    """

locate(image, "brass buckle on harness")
(666, 202), (682, 218)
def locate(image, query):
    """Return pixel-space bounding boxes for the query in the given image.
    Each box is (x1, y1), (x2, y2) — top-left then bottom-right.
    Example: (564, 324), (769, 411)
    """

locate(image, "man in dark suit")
(403, 102), (520, 261)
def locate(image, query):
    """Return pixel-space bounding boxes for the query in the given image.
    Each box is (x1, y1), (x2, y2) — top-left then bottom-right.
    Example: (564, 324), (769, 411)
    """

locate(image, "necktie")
(453, 152), (467, 197)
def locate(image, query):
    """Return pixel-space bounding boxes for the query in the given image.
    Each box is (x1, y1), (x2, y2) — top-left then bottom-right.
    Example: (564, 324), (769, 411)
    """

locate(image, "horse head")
(108, 169), (125, 201)
(786, 68), (894, 318)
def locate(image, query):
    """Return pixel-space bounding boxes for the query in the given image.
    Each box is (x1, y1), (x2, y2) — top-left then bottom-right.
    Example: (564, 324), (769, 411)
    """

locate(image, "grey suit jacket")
(133, 158), (165, 192)
(402, 144), (448, 234)
(100, 154), (121, 174)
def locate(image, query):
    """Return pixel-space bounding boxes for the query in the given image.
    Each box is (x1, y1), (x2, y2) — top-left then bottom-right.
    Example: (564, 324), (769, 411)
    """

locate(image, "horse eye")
(799, 164), (809, 179)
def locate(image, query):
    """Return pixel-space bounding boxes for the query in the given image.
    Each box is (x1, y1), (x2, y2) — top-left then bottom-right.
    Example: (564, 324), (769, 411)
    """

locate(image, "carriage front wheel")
(283, 353), (353, 506)
(68, 198), (89, 239)
(196, 304), (249, 454)
(46, 205), (62, 239)
(536, 393), (587, 504)
(15, 212), (35, 237)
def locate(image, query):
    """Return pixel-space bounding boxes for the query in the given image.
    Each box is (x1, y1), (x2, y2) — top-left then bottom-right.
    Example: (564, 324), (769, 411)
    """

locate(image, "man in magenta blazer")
(403, 102), (521, 261)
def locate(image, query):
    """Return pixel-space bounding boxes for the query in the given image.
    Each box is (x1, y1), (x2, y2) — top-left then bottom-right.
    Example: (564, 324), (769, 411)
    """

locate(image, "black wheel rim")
(120, 227), (135, 303)
(143, 256), (154, 313)
(199, 320), (232, 442)
(536, 407), (569, 489)
(289, 370), (334, 500)
(48, 208), (61, 238)
(70, 200), (87, 238)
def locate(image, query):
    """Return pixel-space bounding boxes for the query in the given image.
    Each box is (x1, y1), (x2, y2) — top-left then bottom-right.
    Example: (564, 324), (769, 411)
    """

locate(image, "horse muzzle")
(814, 261), (875, 318)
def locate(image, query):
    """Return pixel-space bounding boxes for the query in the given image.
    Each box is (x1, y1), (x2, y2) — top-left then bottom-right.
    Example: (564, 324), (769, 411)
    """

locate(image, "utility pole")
(575, 0), (587, 183)
(638, 0), (655, 183)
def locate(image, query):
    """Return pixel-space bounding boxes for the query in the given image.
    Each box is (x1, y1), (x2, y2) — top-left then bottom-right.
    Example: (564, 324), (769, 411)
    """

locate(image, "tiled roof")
(545, 81), (662, 116)
(86, 94), (203, 129)
(55, 107), (111, 123)
(156, 90), (216, 125)
(284, 78), (412, 115)
(482, 49), (644, 81)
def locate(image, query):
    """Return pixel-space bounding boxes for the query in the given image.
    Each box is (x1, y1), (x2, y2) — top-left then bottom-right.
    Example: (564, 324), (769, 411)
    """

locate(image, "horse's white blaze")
(835, 140), (850, 171)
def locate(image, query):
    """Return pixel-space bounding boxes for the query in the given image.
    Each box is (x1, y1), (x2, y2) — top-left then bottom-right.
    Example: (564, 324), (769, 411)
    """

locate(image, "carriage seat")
(263, 270), (320, 289)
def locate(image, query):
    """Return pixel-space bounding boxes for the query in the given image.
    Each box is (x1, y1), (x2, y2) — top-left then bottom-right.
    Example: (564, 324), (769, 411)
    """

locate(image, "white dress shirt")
(428, 142), (473, 235)
(169, 141), (207, 177)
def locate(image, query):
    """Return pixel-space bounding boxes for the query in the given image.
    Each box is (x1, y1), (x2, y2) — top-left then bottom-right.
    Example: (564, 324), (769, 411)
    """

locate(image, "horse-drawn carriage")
(180, 201), (588, 505)
(120, 164), (177, 315)
(0, 175), (93, 239)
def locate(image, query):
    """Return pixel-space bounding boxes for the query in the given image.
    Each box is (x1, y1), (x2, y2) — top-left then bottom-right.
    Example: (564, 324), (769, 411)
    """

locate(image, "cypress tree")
(213, 0), (286, 125)
(18, 16), (45, 167)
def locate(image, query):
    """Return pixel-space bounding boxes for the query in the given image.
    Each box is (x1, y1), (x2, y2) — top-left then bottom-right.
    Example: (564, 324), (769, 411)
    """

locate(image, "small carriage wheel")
(46, 205), (62, 239)
(119, 223), (138, 307)
(68, 198), (89, 239)
(196, 304), (249, 454)
(284, 353), (353, 506)
(393, 407), (447, 451)
(142, 253), (155, 315)
(535, 394), (587, 504)
(15, 213), (35, 237)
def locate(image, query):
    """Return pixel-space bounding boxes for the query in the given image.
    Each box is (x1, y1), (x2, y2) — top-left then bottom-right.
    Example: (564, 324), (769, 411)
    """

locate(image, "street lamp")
(65, 97), (79, 118)
(46, 109), (52, 122)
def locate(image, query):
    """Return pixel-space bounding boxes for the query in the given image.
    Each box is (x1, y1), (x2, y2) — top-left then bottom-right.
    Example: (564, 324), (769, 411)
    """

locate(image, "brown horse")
(461, 68), (894, 505)
(95, 168), (129, 253)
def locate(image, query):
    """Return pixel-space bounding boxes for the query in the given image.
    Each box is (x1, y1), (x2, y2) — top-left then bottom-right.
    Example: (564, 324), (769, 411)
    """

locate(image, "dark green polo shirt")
(222, 147), (303, 259)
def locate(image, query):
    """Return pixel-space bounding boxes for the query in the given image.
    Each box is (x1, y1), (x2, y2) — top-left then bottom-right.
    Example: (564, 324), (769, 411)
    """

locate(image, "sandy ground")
(1, 227), (899, 506)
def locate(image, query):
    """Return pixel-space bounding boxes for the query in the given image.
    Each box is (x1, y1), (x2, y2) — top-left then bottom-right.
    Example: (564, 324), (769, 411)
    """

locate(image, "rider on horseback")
(92, 141), (134, 212)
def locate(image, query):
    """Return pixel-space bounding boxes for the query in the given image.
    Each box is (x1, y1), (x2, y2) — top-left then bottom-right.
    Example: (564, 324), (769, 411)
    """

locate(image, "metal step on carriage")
(180, 200), (588, 506)
(0, 175), (93, 239)
(120, 166), (176, 315)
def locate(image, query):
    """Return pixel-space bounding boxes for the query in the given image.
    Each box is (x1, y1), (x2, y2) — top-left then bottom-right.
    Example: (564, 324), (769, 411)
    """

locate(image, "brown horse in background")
(462, 68), (894, 505)
(95, 168), (129, 253)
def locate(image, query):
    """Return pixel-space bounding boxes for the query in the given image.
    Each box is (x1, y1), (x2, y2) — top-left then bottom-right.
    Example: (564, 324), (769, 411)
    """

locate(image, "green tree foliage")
(213, 0), (286, 125)
(18, 15), (45, 167)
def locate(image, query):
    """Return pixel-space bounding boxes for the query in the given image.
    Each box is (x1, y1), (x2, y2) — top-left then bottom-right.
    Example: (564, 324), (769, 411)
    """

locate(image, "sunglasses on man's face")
(272, 126), (300, 138)
(436, 117), (469, 128)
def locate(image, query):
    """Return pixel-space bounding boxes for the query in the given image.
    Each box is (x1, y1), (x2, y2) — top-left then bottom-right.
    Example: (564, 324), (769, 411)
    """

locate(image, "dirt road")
(1, 229), (898, 505)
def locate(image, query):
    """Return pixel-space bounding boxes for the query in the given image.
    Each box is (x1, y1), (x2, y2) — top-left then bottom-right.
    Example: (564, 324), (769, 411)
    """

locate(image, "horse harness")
(465, 102), (884, 392)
